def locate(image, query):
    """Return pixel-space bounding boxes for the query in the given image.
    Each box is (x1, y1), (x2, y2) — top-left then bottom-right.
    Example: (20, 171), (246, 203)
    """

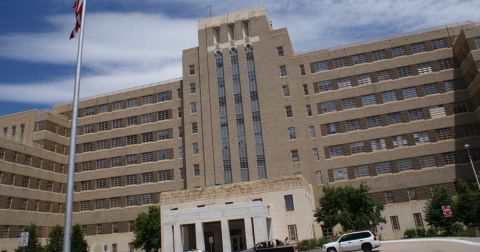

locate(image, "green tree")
(71, 224), (88, 252)
(314, 183), (385, 231)
(45, 225), (63, 252)
(454, 181), (480, 228)
(424, 186), (456, 235)
(132, 206), (161, 252)
(15, 224), (44, 252)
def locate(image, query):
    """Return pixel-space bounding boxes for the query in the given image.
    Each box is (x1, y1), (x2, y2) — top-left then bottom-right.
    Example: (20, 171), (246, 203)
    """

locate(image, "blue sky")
(0, 0), (479, 116)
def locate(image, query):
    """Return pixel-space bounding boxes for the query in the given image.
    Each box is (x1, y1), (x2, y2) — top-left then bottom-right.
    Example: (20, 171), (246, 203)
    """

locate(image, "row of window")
(78, 193), (158, 211)
(2, 196), (63, 213)
(312, 58), (454, 93)
(330, 148), (480, 182)
(326, 124), (476, 158)
(78, 169), (175, 191)
(0, 172), (61, 193)
(309, 38), (449, 73)
(0, 148), (65, 174)
(389, 213), (424, 231)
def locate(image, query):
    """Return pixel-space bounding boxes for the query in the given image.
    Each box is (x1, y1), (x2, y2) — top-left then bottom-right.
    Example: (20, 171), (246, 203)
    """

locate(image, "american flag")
(69, 0), (84, 39)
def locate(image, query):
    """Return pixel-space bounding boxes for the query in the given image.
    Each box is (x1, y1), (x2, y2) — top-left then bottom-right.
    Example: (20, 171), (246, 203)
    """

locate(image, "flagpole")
(63, 0), (86, 251)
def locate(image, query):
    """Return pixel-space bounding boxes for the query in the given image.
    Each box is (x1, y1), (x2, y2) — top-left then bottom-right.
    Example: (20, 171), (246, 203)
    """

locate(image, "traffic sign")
(442, 205), (453, 218)
(19, 232), (29, 247)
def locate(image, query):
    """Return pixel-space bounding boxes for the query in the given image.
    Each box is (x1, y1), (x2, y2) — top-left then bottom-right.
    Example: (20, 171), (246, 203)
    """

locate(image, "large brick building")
(1, 7), (479, 252)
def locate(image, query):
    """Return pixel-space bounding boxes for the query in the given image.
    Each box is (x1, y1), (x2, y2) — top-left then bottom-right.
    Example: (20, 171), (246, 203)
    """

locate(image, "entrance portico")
(162, 201), (271, 252)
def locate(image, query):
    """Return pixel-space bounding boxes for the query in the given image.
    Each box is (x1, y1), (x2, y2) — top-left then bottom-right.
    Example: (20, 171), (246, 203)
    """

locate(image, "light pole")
(464, 144), (480, 190)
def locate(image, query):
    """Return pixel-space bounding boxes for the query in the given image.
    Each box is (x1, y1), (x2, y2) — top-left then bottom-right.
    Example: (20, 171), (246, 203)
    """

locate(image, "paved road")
(378, 240), (479, 252)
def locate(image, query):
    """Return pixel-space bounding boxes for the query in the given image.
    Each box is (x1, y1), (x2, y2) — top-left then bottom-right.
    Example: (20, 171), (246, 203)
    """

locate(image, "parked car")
(242, 239), (299, 252)
(322, 231), (380, 252)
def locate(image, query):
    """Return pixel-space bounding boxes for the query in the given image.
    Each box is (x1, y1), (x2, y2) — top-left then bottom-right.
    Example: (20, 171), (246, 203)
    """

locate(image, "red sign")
(442, 205), (453, 218)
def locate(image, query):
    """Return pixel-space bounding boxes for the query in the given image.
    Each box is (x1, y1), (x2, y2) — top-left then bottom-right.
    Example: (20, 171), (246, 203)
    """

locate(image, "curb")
(382, 238), (480, 247)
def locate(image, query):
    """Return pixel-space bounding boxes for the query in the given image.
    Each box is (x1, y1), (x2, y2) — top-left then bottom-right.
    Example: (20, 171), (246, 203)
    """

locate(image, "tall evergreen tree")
(424, 186), (456, 235)
(45, 225), (63, 252)
(71, 224), (88, 252)
(454, 181), (480, 228)
(132, 206), (161, 252)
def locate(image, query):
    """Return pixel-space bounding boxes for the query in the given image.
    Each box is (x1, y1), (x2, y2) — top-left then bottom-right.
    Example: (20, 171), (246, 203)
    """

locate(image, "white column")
(244, 217), (254, 248)
(221, 219), (232, 252)
(174, 224), (183, 252)
(162, 225), (174, 252)
(253, 217), (268, 242)
(195, 221), (205, 251)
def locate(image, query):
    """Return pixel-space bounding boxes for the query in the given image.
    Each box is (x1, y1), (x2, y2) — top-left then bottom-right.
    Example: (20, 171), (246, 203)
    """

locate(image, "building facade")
(1, 6), (480, 252)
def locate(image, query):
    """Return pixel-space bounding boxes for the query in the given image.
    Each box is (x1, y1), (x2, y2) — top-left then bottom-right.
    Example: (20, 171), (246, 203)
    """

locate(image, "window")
(300, 64), (306, 75)
(128, 221), (135, 232)
(127, 175), (137, 185)
(342, 98), (356, 109)
(411, 42), (427, 53)
(288, 127), (296, 140)
(315, 171), (323, 184)
(110, 197), (121, 208)
(354, 165), (370, 178)
(346, 119), (360, 131)
(3, 226), (9, 238)
(158, 91), (171, 102)
(22, 177), (29, 187)
(451, 102), (468, 114)
(112, 223), (119, 234)
(83, 143), (93, 152)
(112, 101), (123, 110)
(350, 141), (366, 154)
(112, 137), (123, 148)
(329, 145), (345, 157)
(159, 170), (170, 181)
(142, 113), (154, 124)
(312, 148), (320, 160)
(96, 179), (106, 189)
(158, 110), (171, 120)
(80, 201), (89, 211)
(408, 108), (424, 121)
(143, 95), (154, 105)
(321, 101), (336, 113)
(361, 94), (376, 106)
(84, 124), (95, 134)
(126, 154), (137, 165)
(96, 159), (107, 169)
(142, 152), (154, 163)
(429, 106), (446, 118)
(413, 213), (424, 227)
(81, 181), (91, 191)
(189, 64), (195, 75)
(276, 46), (284, 57)
(396, 159), (413, 171)
(127, 98), (138, 108)
(96, 199), (106, 209)
(284, 195), (294, 211)
(308, 125), (316, 138)
(143, 172), (153, 183)
(288, 225), (298, 241)
(178, 147), (184, 159)
(315, 80), (332, 92)
(126, 195), (137, 206)
(397, 66), (412, 77)
(357, 74), (371, 85)
(377, 70), (391, 81)
(419, 155), (436, 168)
(417, 63), (432, 74)
(432, 39), (447, 49)
(179, 167), (185, 179)
(285, 106), (293, 118)
(438, 58), (453, 69)
(192, 143), (199, 154)
(423, 83), (439, 95)
(436, 128), (453, 140)
(282, 85), (290, 96)
(390, 216), (400, 230)
(352, 54), (367, 64)
(99, 104), (109, 113)
(366, 115), (382, 128)
(126, 135), (137, 145)
(192, 122), (198, 133)
(325, 122), (341, 134)
(372, 50), (387, 60)
(112, 119), (123, 129)
(98, 121), (108, 131)
(142, 132), (154, 143)
(111, 157), (123, 167)
(376, 162), (392, 174)
(385, 191), (395, 203)
(408, 188), (417, 201)
(392, 46), (406, 57)
(392, 135), (408, 147)
(305, 104), (312, 116)
(381, 90), (397, 103)
(193, 164), (200, 176)
(387, 112), (402, 124)
(334, 57), (348, 68)
(127, 116), (137, 126)
(442, 152), (457, 165)
(444, 80), (458, 92)
(313, 60), (329, 72)
(279, 65), (287, 77)
(143, 193), (154, 204)
(413, 132), (430, 144)
(158, 129), (171, 140)
(371, 138), (387, 151)
(159, 149), (172, 160)
(291, 150), (299, 162)
(333, 167), (348, 181)
(337, 78), (352, 88)
(302, 84), (309, 95)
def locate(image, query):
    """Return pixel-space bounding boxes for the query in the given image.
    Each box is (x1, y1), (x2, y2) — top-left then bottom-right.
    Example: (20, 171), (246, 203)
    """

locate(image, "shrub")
(450, 223), (470, 237)
(415, 228), (426, 237)
(403, 228), (417, 238)
(298, 239), (319, 251)
(425, 228), (438, 237)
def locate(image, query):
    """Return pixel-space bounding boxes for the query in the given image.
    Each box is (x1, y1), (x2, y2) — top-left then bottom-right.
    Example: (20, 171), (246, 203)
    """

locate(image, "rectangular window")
(321, 101), (337, 113)
(346, 119), (360, 131)
(158, 110), (171, 120)
(159, 170), (170, 181)
(159, 149), (172, 160)
(411, 42), (427, 53)
(291, 150), (299, 161)
(143, 172), (153, 183)
(98, 121), (108, 131)
(276, 46), (284, 57)
(377, 70), (391, 81)
(85, 107), (96, 116)
(111, 157), (123, 167)
(315, 80), (332, 92)
(387, 112), (402, 124)
(334, 57), (348, 68)
(366, 115), (382, 128)
(127, 175), (137, 185)
(442, 152), (457, 165)
(329, 145), (344, 157)
(96, 159), (108, 169)
(81, 181), (91, 191)
(397, 66), (412, 77)
(408, 188), (417, 201)
(110, 197), (121, 208)
(96, 199), (106, 209)
(192, 122), (198, 133)
(390, 216), (400, 230)
(350, 141), (366, 154)
(313, 60), (329, 72)
(279, 65), (287, 77)
(112, 101), (123, 110)
(408, 108), (424, 121)
(158, 129), (172, 140)
(284, 195), (294, 211)
(192, 143), (199, 154)
(142, 113), (154, 124)
(413, 213), (424, 227)
(80, 201), (89, 211)
(158, 91), (171, 102)
(417, 63), (432, 74)
(357, 74), (372, 85)
(402, 88), (418, 99)
(305, 104), (312, 116)
(396, 159), (413, 171)
(413, 132), (430, 144)
(385, 191), (395, 203)
(315, 171), (323, 184)
(83, 142), (93, 152)
(419, 155), (436, 168)
(312, 148), (320, 160)
(193, 164), (200, 176)
(126, 154), (137, 165)
(429, 106), (446, 118)
(376, 162), (392, 174)
(127, 116), (137, 126)
(325, 122), (341, 135)
(372, 50), (387, 61)
(127, 98), (138, 108)
(282, 85), (290, 96)
(392, 46), (406, 57)
(308, 125), (316, 138)
(451, 102), (468, 114)
(354, 165), (370, 177)
(142, 152), (154, 163)
(126, 195), (137, 206)
(333, 167), (348, 181)
(302, 84), (309, 95)
(288, 127), (296, 140)
(143, 193), (154, 204)
(112, 119), (123, 129)
(436, 128), (453, 140)
(361, 94), (376, 106)
(337, 78), (352, 88)
(96, 179), (106, 189)
(444, 80), (458, 92)
(179, 167), (185, 180)
(352, 54), (367, 64)
(300, 65), (306, 75)
(112, 223), (119, 233)
(438, 58), (453, 70)
(142, 132), (154, 143)
(371, 138), (387, 151)
(112, 137), (123, 147)
(423, 83), (439, 95)
(143, 95), (154, 105)
(189, 64), (195, 75)
(342, 98), (356, 109)
(288, 225), (298, 241)
(382, 90), (397, 103)
(84, 124), (95, 134)
(285, 106), (293, 118)
(392, 135), (408, 147)
(432, 39), (448, 49)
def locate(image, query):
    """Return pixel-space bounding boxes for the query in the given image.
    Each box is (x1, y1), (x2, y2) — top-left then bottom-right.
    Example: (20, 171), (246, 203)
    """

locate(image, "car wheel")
(362, 243), (372, 252)
(327, 248), (337, 252)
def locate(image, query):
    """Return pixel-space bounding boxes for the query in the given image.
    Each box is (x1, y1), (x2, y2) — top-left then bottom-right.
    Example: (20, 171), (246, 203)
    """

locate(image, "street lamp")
(464, 144), (480, 190)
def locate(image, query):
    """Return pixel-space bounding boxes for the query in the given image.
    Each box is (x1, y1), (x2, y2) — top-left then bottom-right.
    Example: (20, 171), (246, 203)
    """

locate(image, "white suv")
(322, 230), (380, 252)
